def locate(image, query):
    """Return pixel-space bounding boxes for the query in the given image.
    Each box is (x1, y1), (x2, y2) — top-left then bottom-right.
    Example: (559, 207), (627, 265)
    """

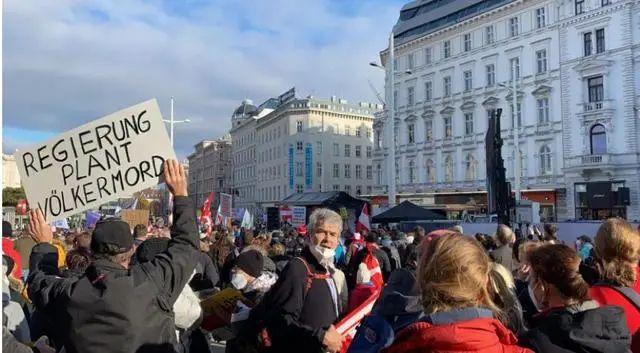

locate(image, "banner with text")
(219, 193), (233, 218)
(15, 99), (176, 221)
(291, 206), (306, 227)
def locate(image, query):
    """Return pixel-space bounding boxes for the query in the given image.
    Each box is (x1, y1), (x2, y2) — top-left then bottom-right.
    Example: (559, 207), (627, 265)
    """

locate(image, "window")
(536, 49), (547, 74)
(539, 145), (552, 175)
(463, 33), (472, 52)
(296, 184), (303, 194)
(333, 184), (340, 191)
(425, 47), (432, 64)
(407, 53), (415, 69)
(588, 76), (604, 102)
(463, 70), (473, 92)
(485, 26), (495, 44)
(408, 160), (416, 183)
(296, 162), (303, 177)
(393, 90), (398, 109)
(536, 7), (546, 28)
(366, 146), (372, 158)
(366, 186), (372, 194)
(344, 185), (351, 194)
(356, 128), (361, 137)
(333, 163), (339, 178)
(509, 58), (520, 80)
(464, 113), (474, 136)
(355, 145), (362, 157)
(519, 150), (527, 178)
(344, 144), (351, 157)
(296, 121), (303, 132)
(465, 154), (477, 181)
(511, 102), (523, 127)
(575, 0), (584, 14)
(407, 86), (415, 106)
(333, 143), (340, 156)
(375, 130), (382, 149)
(537, 98), (550, 124)
(590, 124), (607, 154)
(376, 164), (382, 184)
(296, 141), (303, 151)
(596, 29), (605, 53)
(425, 81), (433, 101)
(584, 32), (592, 56)
(443, 40), (451, 58)
(444, 116), (452, 138)
(345, 126), (351, 136)
(316, 141), (322, 154)
(602, 0), (611, 5)
(509, 17), (519, 37)
(366, 128), (372, 139)
(408, 123), (415, 143)
(443, 76), (452, 97)
(425, 119), (433, 142)
(356, 185), (362, 195)
(355, 165), (362, 179)
(486, 64), (495, 87)
(426, 159), (435, 183)
(344, 164), (351, 178)
(316, 162), (322, 177)
(444, 155), (454, 182)
(366, 165), (372, 179)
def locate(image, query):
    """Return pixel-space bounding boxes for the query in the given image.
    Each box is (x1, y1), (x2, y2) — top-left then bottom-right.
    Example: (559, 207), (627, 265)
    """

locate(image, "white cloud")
(3, 0), (401, 157)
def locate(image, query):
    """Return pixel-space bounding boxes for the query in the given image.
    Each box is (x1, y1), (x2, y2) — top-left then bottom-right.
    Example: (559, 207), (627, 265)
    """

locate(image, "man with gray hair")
(490, 224), (515, 271)
(247, 208), (344, 353)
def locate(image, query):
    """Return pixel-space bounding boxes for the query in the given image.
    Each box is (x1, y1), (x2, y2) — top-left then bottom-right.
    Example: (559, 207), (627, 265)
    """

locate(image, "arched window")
(376, 164), (382, 185)
(426, 159), (436, 183)
(408, 160), (416, 183)
(590, 124), (606, 155)
(444, 155), (454, 182)
(465, 154), (477, 181)
(539, 145), (552, 175)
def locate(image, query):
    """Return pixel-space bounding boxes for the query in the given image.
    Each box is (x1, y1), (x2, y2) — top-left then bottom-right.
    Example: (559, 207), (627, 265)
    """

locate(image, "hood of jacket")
(384, 315), (528, 353)
(528, 302), (631, 353)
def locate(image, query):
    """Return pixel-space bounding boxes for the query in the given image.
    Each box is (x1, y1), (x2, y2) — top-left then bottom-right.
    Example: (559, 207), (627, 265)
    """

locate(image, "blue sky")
(3, 0), (405, 158)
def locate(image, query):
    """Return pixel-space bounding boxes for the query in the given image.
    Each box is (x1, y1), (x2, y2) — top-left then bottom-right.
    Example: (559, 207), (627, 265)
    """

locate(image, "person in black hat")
(26, 159), (199, 353)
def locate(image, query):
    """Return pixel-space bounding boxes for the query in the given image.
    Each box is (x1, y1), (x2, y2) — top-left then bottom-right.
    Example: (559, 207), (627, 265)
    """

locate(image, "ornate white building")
(374, 0), (639, 221)
(187, 136), (232, 208)
(230, 88), (381, 212)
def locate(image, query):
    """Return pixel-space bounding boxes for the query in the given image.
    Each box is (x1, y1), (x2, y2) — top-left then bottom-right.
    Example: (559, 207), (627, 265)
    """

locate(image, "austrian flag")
(356, 203), (371, 233)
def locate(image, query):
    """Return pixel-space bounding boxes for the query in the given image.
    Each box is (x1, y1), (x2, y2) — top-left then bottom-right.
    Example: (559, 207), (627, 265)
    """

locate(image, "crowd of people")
(2, 159), (640, 353)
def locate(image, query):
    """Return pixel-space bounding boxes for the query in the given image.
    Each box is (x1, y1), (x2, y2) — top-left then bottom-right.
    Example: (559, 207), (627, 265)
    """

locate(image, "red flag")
(335, 288), (382, 353)
(200, 193), (215, 227)
(16, 199), (28, 216)
(355, 203), (370, 233)
(363, 244), (384, 289)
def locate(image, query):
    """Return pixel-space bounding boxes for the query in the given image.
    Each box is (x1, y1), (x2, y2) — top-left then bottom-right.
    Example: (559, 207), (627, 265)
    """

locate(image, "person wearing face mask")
(380, 236), (401, 272)
(520, 244), (631, 353)
(346, 231), (392, 290)
(245, 208), (345, 353)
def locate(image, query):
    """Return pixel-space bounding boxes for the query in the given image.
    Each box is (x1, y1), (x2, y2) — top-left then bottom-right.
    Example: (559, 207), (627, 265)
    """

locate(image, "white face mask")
(528, 282), (544, 312)
(312, 244), (335, 261)
(231, 273), (248, 290)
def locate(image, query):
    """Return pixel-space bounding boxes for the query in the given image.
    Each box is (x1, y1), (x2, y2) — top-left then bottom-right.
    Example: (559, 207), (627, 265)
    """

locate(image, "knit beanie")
(235, 250), (263, 278)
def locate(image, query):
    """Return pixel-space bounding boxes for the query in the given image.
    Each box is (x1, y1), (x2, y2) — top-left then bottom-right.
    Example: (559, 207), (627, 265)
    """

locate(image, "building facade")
(374, 0), (639, 221)
(231, 88), (381, 211)
(187, 136), (232, 209)
(3, 154), (21, 189)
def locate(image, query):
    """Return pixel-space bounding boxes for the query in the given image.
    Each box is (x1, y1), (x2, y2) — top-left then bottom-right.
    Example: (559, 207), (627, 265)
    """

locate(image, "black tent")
(372, 201), (447, 223)
(279, 191), (367, 212)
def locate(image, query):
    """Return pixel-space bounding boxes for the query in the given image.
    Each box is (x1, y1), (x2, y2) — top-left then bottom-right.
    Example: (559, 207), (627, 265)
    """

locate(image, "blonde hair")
(496, 225), (515, 246)
(419, 234), (500, 315)
(594, 218), (640, 287)
(491, 263), (515, 289)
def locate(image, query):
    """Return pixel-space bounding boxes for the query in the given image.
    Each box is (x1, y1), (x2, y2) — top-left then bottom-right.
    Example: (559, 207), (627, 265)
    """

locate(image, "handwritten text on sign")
(15, 99), (176, 221)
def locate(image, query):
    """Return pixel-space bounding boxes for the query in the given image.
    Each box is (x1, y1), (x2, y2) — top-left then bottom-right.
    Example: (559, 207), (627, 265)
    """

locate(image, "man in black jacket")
(26, 160), (198, 353)
(253, 208), (344, 353)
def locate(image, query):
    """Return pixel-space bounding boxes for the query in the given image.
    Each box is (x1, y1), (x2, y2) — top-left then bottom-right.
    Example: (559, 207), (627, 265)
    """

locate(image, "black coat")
(520, 304), (631, 353)
(27, 196), (199, 353)
(248, 246), (339, 353)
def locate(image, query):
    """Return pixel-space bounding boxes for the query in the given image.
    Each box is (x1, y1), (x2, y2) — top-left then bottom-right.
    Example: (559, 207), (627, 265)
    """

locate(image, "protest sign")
(120, 209), (150, 231)
(219, 193), (232, 218)
(291, 206), (306, 227)
(15, 99), (175, 221)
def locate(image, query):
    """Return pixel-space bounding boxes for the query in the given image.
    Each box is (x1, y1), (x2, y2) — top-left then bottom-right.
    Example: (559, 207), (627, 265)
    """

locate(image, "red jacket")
(589, 267), (640, 353)
(383, 317), (532, 353)
(2, 238), (22, 278)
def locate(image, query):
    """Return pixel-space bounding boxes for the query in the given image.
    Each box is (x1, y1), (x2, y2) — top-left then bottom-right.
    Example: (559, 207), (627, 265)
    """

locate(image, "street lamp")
(162, 97), (191, 147)
(369, 32), (405, 208)
(498, 61), (521, 203)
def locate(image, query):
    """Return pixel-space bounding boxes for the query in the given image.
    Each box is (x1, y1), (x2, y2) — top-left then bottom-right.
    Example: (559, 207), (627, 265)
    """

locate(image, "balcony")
(566, 154), (611, 169)
(578, 100), (614, 120)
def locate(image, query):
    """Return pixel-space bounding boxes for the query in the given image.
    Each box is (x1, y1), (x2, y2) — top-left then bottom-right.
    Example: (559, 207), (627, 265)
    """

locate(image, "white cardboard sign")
(15, 99), (176, 221)
(291, 206), (306, 227)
